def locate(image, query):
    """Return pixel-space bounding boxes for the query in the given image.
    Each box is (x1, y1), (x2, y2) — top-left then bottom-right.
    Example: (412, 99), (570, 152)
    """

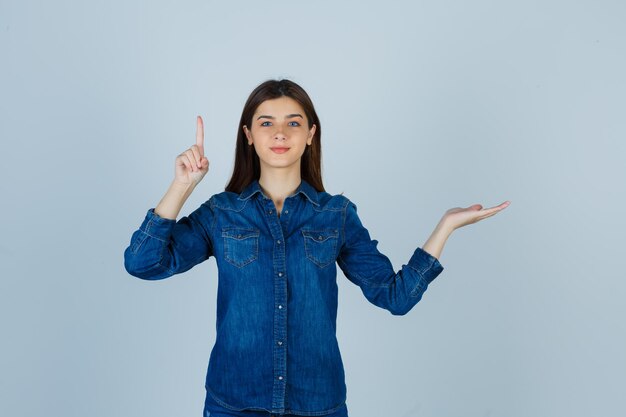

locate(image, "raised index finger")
(196, 115), (204, 155)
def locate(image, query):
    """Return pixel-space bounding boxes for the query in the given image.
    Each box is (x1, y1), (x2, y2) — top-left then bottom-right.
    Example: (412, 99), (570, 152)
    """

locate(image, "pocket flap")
(301, 229), (339, 242)
(222, 228), (260, 240)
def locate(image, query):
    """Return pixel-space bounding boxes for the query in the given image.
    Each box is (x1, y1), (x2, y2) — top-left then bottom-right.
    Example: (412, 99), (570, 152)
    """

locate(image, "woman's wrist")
(154, 180), (196, 220)
(422, 219), (454, 261)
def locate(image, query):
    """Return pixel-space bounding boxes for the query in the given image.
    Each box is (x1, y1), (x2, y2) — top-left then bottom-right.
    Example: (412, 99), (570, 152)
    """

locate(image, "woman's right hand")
(174, 115), (210, 186)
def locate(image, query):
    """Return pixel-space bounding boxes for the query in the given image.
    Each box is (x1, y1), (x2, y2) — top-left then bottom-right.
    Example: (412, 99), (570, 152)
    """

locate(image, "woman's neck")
(258, 171), (302, 208)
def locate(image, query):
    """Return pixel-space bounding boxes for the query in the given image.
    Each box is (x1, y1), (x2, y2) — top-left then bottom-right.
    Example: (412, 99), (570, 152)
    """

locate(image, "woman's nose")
(274, 127), (286, 140)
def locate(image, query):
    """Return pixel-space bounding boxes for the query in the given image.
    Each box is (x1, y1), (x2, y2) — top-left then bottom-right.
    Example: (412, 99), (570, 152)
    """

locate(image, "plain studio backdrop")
(1, 1), (624, 416)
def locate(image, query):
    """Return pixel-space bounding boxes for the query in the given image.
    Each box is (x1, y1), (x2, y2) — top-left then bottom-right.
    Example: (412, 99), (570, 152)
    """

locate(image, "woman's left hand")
(442, 201), (511, 232)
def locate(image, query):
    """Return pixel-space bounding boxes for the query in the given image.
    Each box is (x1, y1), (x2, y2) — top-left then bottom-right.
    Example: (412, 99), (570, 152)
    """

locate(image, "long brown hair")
(224, 79), (324, 194)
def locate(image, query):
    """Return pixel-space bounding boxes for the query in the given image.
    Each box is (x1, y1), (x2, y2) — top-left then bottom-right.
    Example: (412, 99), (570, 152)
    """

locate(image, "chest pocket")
(222, 227), (260, 268)
(302, 228), (339, 268)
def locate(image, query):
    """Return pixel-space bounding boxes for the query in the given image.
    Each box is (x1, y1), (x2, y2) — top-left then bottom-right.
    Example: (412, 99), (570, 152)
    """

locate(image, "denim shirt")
(124, 179), (444, 416)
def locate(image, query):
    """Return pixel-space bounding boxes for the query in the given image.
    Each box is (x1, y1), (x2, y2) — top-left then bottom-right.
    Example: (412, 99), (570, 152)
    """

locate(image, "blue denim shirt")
(124, 179), (444, 416)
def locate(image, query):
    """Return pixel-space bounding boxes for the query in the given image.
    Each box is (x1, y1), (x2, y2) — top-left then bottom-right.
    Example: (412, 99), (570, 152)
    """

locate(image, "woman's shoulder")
(316, 189), (354, 211)
(199, 190), (246, 211)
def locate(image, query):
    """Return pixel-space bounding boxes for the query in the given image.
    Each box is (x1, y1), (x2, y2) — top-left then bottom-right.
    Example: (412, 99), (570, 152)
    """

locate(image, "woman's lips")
(271, 147), (290, 154)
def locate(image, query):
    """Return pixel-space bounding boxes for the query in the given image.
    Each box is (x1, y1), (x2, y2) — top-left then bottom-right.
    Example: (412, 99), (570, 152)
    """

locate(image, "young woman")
(124, 79), (510, 417)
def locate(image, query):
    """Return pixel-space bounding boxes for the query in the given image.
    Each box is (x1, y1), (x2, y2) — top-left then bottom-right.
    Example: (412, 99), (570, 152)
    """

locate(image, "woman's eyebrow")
(257, 114), (303, 120)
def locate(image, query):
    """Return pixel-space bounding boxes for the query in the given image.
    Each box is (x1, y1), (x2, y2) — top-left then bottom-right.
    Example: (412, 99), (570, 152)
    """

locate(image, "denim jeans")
(203, 387), (349, 417)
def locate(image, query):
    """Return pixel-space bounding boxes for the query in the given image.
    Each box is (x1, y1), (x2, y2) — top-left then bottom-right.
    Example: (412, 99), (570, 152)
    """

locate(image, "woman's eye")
(260, 121), (300, 127)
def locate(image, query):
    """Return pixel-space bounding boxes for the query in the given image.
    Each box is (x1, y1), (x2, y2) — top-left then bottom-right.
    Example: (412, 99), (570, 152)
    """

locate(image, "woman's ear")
(307, 124), (316, 145)
(243, 125), (253, 145)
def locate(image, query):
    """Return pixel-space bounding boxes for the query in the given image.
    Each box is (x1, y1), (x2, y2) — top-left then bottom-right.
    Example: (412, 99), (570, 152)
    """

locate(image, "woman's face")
(243, 96), (316, 174)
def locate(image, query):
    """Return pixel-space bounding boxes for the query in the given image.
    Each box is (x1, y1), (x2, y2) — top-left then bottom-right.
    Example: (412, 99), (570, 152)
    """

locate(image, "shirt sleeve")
(123, 197), (215, 280)
(337, 199), (444, 315)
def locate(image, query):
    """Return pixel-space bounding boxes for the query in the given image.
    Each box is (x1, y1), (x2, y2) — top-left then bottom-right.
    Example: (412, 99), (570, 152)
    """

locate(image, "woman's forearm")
(154, 180), (197, 220)
(422, 220), (453, 261)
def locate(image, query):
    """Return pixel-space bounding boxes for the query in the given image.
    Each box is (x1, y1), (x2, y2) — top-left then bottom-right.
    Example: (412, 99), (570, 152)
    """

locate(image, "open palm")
(443, 201), (511, 231)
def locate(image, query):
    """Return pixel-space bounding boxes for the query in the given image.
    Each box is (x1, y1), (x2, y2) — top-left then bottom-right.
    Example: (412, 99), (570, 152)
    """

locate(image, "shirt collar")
(238, 178), (320, 206)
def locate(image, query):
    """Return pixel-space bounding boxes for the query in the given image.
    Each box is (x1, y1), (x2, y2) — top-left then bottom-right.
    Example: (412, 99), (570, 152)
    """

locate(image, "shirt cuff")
(138, 208), (177, 242)
(407, 247), (444, 284)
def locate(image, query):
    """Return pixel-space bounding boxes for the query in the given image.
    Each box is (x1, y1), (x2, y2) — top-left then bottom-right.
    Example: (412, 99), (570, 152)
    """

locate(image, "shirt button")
(318, 235), (323, 240)
(268, 209), (273, 214)
(278, 376), (283, 380)
(278, 272), (283, 277)
(277, 240), (281, 244)
(284, 210), (288, 214)
(278, 305), (283, 309)
(277, 341), (283, 345)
